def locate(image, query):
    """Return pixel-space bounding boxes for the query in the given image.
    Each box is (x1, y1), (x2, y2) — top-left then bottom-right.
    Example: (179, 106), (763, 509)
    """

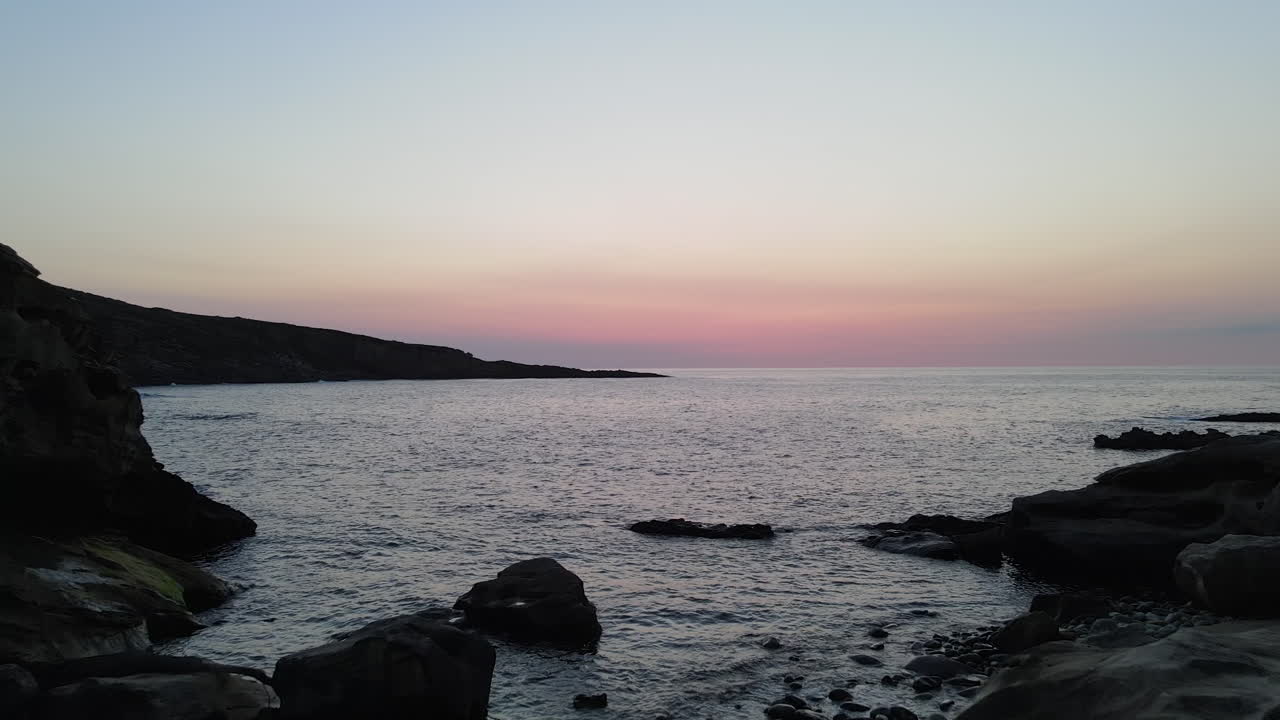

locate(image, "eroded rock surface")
(1175, 534), (1280, 617)
(1093, 426), (1230, 450)
(274, 613), (494, 720)
(957, 621), (1280, 720)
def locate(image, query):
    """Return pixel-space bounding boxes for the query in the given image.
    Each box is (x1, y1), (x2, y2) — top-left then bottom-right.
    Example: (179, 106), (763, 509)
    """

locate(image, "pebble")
(851, 654), (883, 666)
(841, 701), (871, 712)
(765, 704), (798, 719)
(869, 627), (890, 638)
(828, 688), (852, 701)
(762, 637), (783, 650)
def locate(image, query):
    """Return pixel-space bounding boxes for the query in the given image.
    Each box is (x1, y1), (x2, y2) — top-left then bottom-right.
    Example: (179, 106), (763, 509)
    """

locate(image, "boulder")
(904, 654), (974, 679)
(1175, 534), (1280, 616)
(454, 558), (602, 647)
(0, 663), (36, 715)
(1093, 427), (1230, 450)
(40, 671), (275, 720)
(0, 535), (231, 663)
(629, 518), (774, 539)
(1028, 591), (1112, 624)
(273, 613), (494, 720)
(957, 621), (1280, 720)
(861, 532), (959, 560)
(990, 612), (1059, 653)
(1005, 434), (1280, 581)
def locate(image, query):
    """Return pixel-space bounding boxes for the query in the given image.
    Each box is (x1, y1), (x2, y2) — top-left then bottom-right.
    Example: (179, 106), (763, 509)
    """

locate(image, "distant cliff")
(58, 288), (664, 386)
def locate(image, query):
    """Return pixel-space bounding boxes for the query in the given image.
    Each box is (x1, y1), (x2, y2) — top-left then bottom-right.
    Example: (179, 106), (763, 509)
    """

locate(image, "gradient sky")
(4, 1), (1278, 367)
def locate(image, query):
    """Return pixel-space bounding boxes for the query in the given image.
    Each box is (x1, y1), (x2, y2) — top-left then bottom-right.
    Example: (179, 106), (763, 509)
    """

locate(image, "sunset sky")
(5, 2), (1279, 367)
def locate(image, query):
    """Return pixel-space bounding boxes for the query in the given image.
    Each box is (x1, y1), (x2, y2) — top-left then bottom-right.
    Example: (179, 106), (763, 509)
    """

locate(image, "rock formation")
(454, 557), (602, 648)
(1093, 426), (1230, 450)
(1004, 434), (1280, 581)
(60, 287), (664, 386)
(1175, 535), (1280, 617)
(0, 243), (255, 666)
(1, 244), (255, 553)
(956, 622), (1280, 720)
(273, 614), (494, 720)
(629, 518), (775, 539)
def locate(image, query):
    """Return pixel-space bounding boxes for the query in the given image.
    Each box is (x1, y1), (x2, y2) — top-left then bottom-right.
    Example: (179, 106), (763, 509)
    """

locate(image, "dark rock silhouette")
(454, 558), (602, 648)
(1195, 412), (1280, 422)
(59, 286), (664, 386)
(1175, 534), (1280, 617)
(1093, 426), (1230, 450)
(1005, 434), (1280, 581)
(1, 244), (255, 554)
(0, 243), (254, 666)
(273, 614), (494, 720)
(629, 518), (775, 539)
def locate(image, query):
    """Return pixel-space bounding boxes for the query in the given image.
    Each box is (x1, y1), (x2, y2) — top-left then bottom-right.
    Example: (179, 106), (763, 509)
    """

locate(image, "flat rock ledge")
(957, 621), (1280, 720)
(1195, 412), (1280, 423)
(1093, 426), (1229, 450)
(629, 518), (775, 539)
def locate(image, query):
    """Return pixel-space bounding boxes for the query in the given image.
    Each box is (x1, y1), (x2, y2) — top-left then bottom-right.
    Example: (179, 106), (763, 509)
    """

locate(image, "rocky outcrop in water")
(956, 621), (1280, 720)
(861, 514), (1005, 565)
(1004, 434), (1280, 581)
(454, 557), (602, 648)
(1093, 426), (1230, 450)
(273, 613), (494, 720)
(59, 286), (664, 386)
(1175, 534), (1280, 617)
(629, 518), (774, 539)
(1195, 412), (1280, 423)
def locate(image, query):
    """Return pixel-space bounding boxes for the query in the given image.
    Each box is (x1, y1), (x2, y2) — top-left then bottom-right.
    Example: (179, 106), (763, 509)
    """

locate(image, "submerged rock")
(957, 621), (1280, 720)
(273, 613), (494, 720)
(1093, 427), (1229, 450)
(1175, 534), (1280, 617)
(454, 557), (602, 647)
(572, 693), (608, 709)
(630, 518), (774, 539)
(904, 655), (974, 679)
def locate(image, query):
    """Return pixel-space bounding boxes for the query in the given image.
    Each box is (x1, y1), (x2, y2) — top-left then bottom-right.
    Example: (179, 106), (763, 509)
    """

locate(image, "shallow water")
(147, 367), (1280, 718)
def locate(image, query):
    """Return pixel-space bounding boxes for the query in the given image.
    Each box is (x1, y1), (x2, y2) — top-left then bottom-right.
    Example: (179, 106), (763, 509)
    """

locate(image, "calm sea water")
(148, 367), (1280, 719)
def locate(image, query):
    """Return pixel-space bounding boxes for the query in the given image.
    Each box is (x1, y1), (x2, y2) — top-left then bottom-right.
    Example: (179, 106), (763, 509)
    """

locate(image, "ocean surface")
(147, 367), (1280, 719)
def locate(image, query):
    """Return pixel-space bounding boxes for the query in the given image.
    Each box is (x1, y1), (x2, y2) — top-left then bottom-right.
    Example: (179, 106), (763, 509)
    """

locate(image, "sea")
(147, 367), (1280, 719)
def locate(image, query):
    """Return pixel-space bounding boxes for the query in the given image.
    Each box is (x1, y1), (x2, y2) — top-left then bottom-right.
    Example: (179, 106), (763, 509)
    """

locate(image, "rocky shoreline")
(5, 239), (1280, 718)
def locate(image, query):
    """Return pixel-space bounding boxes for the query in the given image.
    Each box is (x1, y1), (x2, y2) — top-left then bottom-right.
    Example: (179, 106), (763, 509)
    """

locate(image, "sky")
(3, 1), (1279, 367)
